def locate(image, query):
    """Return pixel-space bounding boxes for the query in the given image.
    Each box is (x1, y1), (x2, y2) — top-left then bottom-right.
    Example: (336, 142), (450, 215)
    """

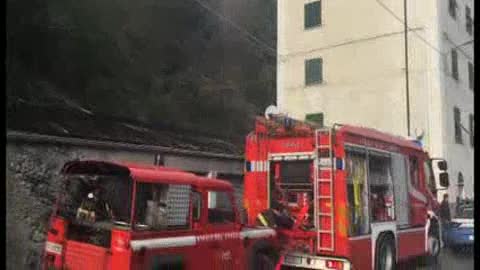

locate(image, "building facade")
(277, 0), (474, 199)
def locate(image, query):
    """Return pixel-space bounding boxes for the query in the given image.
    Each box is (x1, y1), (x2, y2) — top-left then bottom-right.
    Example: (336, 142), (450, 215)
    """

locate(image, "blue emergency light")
(412, 139), (423, 147)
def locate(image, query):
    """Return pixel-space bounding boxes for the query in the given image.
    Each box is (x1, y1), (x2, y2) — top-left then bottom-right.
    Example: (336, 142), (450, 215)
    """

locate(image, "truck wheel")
(255, 252), (275, 270)
(428, 234), (441, 259)
(375, 234), (396, 270)
(248, 241), (277, 270)
(418, 230), (441, 266)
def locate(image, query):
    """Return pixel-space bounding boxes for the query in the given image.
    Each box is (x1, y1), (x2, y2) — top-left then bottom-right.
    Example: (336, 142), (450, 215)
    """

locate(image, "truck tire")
(248, 240), (277, 270)
(418, 234), (440, 266)
(375, 233), (396, 270)
(255, 253), (275, 270)
(418, 219), (441, 266)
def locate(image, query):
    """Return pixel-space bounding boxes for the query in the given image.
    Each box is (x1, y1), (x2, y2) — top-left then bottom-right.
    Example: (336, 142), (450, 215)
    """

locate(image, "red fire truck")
(43, 160), (279, 270)
(244, 115), (450, 270)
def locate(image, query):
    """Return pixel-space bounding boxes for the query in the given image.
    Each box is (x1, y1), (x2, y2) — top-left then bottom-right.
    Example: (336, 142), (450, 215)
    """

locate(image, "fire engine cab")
(43, 160), (278, 270)
(244, 114), (450, 270)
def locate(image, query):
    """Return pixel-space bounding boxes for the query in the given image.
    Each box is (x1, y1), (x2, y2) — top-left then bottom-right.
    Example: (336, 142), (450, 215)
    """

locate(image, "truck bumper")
(277, 252), (351, 270)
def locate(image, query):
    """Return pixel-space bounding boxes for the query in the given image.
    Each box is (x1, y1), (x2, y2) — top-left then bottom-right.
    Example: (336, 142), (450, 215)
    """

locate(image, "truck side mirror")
(439, 172), (449, 188)
(437, 160), (448, 171)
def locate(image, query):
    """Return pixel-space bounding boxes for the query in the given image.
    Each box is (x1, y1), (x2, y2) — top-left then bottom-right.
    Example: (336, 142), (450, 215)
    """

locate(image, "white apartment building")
(277, 0), (474, 199)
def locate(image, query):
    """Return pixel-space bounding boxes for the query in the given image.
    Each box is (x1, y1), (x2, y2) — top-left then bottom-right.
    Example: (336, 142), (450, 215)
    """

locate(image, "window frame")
(305, 58), (323, 86)
(304, 1), (322, 29)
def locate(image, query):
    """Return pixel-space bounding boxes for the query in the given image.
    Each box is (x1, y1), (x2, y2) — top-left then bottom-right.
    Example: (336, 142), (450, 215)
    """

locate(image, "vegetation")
(7, 0), (276, 144)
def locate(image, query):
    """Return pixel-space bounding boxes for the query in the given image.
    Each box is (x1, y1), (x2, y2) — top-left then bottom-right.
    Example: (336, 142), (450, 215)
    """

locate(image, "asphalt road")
(398, 246), (474, 270)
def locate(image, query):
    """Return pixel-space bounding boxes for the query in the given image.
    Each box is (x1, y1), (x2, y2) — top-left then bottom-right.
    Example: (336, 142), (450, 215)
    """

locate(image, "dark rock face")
(6, 144), (91, 269)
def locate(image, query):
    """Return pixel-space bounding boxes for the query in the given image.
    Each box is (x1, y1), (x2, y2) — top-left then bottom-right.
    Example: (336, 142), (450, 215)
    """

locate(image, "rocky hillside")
(7, 0), (277, 144)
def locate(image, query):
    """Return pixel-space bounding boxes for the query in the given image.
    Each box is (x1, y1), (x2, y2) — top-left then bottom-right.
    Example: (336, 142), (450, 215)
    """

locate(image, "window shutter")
(468, 63), (474, 90)
(318, 58), (323, 83)
(305, 58), (323, 85)
(454, 107), (462, 144)
(451, 50), (458, 80)
(305, 113), (324, 126)
(449, 0), (457, 19)
(466, 7), (473, 35)
(305, 1), (321, 29)
(470, 114), (474, 147)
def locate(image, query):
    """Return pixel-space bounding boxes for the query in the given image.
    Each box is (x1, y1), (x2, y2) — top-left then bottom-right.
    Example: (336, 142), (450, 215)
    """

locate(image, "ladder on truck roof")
(314, 128), (335, 252)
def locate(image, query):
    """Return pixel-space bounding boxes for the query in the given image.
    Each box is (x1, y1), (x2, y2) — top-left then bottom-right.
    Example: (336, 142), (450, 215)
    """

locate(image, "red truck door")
(201, 190), (244, 270)
(408, 155), (428, 226)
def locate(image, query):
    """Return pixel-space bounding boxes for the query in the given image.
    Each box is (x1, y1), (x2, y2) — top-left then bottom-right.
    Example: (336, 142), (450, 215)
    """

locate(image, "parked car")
(443, 206), (474, 251)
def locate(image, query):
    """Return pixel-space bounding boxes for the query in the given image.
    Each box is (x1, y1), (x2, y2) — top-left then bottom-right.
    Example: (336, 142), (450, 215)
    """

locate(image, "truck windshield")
(58, 174), (133, 227)
(269, 159), (314, 227)
(56, 174), (133, 247)
(424, 160), (436, 193)
(278, 160), (311, 184)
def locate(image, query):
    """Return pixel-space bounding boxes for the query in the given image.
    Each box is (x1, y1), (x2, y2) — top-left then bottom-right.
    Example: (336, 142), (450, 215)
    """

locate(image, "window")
(151, 255), (184, 270)
(391, 153), (410, 227)
(305, 1), (321, 29)
(449, 0), (457, 19)
(192, 191), (202, 221)
(368, 152), (395, 222)
(279, 160), (311, 184)
(305, 113), (324, 126)
(305, 58), (323, 85)
(468, 62), (474, 90)
(457, 172), (464, 200)
(470, 114), (474, 147)
(466, 6), (473, 35)
(62, 175), (133, 223)
(457, 172), (464, 187)
(134, 183), (191, 230)
(345, 148), (369, 236)
(409, 156), (419, 188)
(451, 49), (458, 80)
(207, 191), (235, 223)
(454, 107), (462, 144)
(424, 160), (436, 194)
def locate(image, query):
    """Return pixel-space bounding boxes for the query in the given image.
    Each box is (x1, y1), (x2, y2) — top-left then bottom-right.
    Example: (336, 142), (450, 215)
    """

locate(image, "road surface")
(398, 246), (473, 270)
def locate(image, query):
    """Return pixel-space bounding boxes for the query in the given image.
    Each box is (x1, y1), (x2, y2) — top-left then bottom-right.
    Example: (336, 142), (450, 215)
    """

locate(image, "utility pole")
(404, 0), (411, 137)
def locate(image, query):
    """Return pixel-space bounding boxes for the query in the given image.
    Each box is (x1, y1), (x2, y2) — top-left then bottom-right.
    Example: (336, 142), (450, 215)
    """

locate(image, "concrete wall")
(278, 0), (409, 136)
(437, 0), (474, 199)
(277, 0), (473, 199)
(6, 137), (243, 269)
